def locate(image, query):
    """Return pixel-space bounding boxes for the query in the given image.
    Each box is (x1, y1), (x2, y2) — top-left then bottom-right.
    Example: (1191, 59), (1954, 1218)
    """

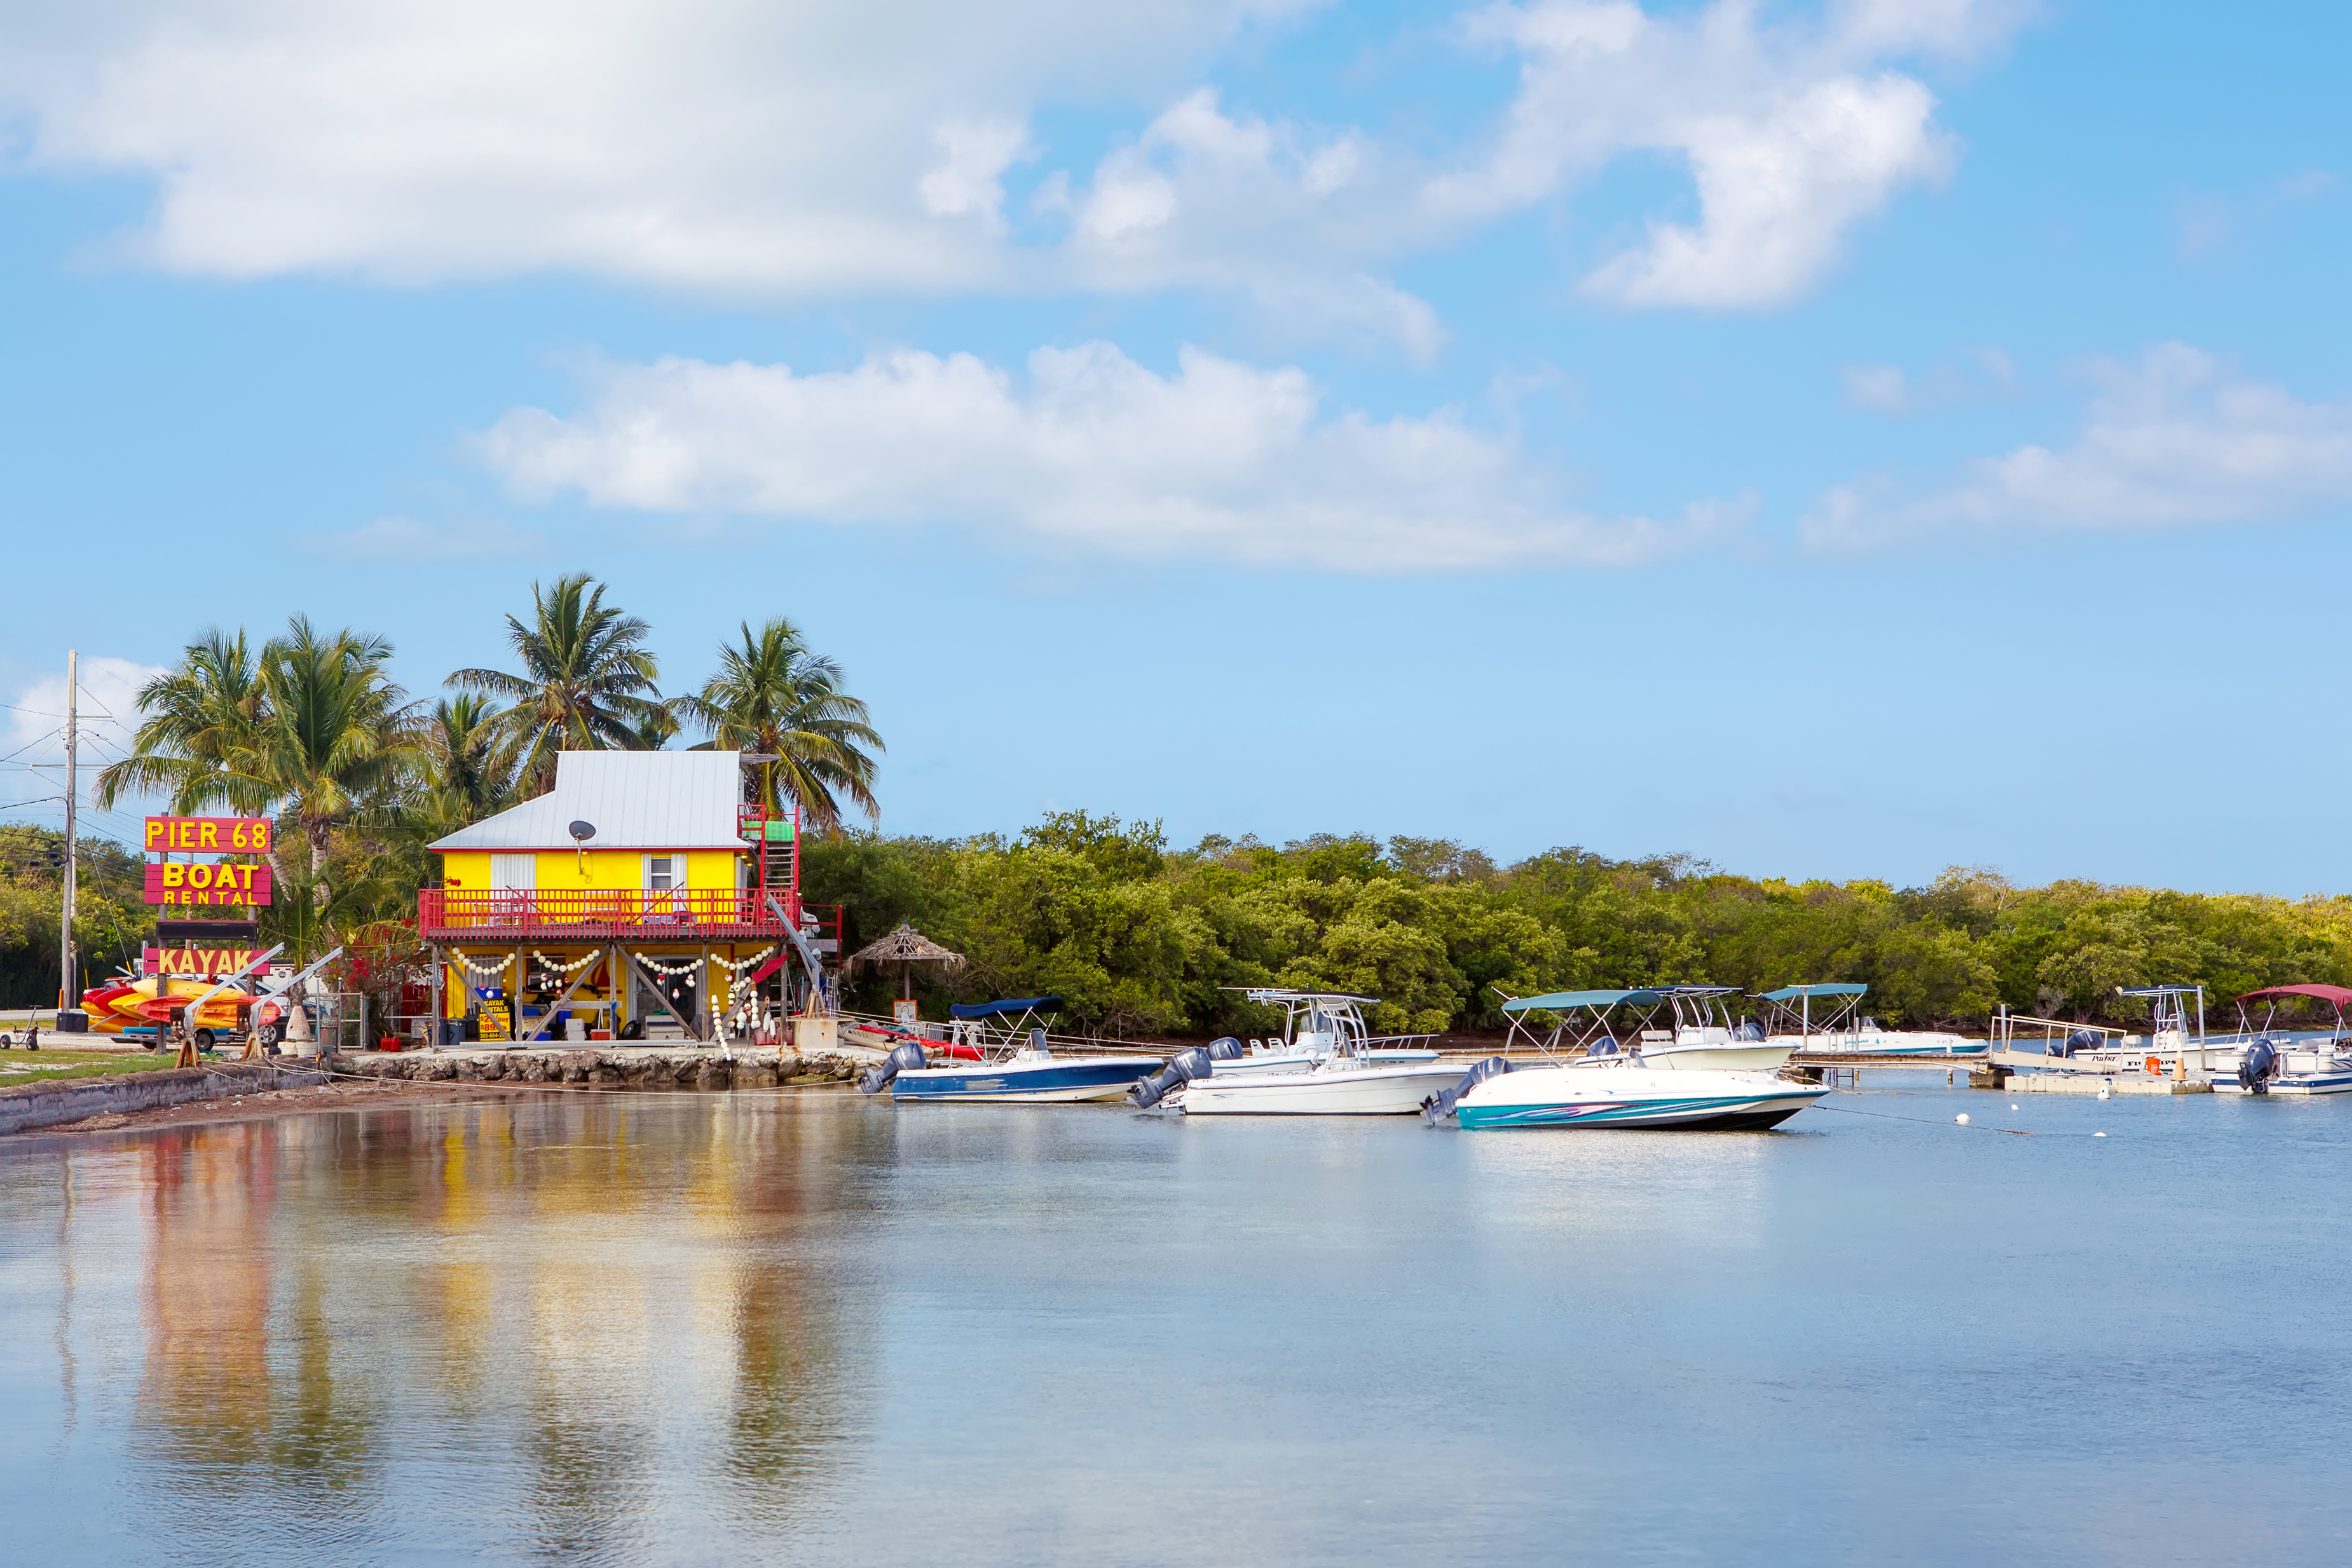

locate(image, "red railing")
(419, 889), (840, 943)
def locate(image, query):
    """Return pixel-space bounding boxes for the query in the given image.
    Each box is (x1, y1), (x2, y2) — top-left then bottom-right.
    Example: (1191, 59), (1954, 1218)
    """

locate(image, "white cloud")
(0, 0), (1313, 292)
(474, 341), (1749, 571)
(297, 517), (549, 560)
(0, 0), (2029, 331)
(1805, 343), (2352, 550)
(1440, 0), (2025, 308)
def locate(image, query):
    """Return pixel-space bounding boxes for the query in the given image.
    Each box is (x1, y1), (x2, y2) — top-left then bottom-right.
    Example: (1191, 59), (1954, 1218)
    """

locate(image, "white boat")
(1203, 988), (1440, 1075)
(1434, 1060), (1828, 1131)
(1133, 991), (1461, 1115)
(2211, 985), (2352, 1096)
(1758, 982), (1981, 1057)
(1492, 986), (1794, 1074)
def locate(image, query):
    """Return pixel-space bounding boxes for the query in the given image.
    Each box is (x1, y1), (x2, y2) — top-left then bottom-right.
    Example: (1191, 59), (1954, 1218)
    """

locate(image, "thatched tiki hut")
(847, 922), (965, 1004)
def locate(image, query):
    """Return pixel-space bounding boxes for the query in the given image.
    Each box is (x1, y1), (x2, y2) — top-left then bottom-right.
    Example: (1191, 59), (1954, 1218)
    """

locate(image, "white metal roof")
(428, 751), (745, 852)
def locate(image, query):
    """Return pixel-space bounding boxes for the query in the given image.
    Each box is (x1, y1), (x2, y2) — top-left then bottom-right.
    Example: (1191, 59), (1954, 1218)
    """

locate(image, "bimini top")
(1756, 983), (1868, 1001)
(1225, 988), (1381, 1005)
(1503, 989), (1664, 1012)
(948, 995), (1064, 1020)
(2238, 984), (2352, 1009)
(428, 750), (746, 852)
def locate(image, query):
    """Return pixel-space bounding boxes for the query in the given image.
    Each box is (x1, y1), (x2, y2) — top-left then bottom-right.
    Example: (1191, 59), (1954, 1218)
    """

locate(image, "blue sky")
(2, 0), (2348, 893)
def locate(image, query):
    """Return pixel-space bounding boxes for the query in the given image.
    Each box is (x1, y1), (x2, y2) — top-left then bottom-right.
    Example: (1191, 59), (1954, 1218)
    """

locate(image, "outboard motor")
(2060, 1028), (2103, 1060)
(2239, 1038), (2281, 1094)
(858, 1041), (930, 1096)
(1130, 1047), (1212, 1109)
(1205, 1036), (1245, 1061)
(1421, 1055), (1514, 1125)
(1732, 1017), (1765, 1042)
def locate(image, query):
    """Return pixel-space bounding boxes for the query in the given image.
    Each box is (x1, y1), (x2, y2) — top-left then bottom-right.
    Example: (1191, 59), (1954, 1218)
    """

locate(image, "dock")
(1967, 1048), (2215, 1094)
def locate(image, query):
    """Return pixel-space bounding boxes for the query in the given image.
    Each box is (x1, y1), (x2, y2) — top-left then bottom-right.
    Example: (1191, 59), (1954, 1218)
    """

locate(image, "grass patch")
(0, 1051), (190, 1085)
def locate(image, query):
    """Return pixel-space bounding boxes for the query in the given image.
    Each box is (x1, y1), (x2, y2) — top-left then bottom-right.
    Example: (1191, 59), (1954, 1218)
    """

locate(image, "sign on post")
(144, 861), (273, 906)
(144, 816), (273, 853)
(143, 815), (275, 907)
(143, 947), (267, 978)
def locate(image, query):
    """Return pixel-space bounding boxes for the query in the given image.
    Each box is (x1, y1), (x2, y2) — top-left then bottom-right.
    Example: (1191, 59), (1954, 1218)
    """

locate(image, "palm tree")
(97, 617), (423, 922)
(447, 574), (666, 788)
(408, 694), (523, 841)
(677, 618), (884, 832)
(252, 618), (425, 908)
(93, 629), (271, 815)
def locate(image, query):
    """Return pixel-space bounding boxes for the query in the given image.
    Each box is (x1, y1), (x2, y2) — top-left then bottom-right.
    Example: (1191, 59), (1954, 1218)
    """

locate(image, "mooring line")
(1807, 1102), (2035, 1135)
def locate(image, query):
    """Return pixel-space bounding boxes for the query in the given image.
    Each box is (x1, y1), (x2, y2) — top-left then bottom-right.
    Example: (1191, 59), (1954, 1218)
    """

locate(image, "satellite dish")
(568, 821), (596, 842)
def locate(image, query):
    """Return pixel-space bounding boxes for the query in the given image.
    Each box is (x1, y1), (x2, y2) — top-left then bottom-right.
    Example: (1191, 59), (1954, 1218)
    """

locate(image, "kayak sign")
(145, 815), (273, 853)
(143, 946), (266, 978)
(144, 862), (273, 906)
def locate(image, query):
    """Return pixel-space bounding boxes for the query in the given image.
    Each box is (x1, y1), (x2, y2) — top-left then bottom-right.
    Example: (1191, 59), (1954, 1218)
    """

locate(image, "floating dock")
(1969, 1049), (2214, 1094)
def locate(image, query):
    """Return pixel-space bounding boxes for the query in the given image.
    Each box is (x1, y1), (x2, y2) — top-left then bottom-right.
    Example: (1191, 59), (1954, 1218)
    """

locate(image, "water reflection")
(5, 1089), (2352, 1564)
(6, 1096), (883, 1562)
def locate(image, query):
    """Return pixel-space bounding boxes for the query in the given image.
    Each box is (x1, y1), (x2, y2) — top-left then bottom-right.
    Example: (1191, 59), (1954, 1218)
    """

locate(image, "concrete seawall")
(0, 1061), (327, 1135)
(333, 1047), (877, 1090)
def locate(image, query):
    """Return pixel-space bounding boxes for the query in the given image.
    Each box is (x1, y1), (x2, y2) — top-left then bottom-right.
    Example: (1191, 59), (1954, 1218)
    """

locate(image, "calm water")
(1, 1081), (2348, 1565)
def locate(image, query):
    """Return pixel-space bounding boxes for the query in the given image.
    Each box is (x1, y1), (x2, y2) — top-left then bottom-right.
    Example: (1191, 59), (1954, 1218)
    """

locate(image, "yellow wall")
(438, 847), (742, 892)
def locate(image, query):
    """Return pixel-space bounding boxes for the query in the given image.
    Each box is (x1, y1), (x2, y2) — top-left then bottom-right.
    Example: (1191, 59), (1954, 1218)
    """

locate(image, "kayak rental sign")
(142, 816), (275, 906)
(143, 946), (267, 977)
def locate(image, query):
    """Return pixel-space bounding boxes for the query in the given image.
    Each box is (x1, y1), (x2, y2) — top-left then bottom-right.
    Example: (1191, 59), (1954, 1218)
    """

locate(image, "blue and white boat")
(855, 996), (1161, 1103)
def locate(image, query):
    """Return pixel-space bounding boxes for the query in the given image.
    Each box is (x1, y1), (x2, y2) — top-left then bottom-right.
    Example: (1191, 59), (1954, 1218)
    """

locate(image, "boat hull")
(1210, 1046), (1440, 1077)
(1180, 1061), (1467, 1115)
(1641, 1044), (1798, 1072)
(1453, 1065), (1828, 1131)
(1769, 1032), (1983, 1058)
(891, 1057), (1154, 1103)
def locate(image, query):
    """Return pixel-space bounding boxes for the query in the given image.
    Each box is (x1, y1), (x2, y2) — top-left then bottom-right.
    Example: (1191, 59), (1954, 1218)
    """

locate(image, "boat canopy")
(1756, 983), (1868, 1001)
(2117, 984), (2203, 996)
(2238, 984), (2352, 1009)
(1501, 988), (1663, 1012)
(948, 995), (1063, 1020)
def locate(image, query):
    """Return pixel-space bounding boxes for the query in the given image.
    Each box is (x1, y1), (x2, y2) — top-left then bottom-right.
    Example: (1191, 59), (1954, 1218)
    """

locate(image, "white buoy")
(2097, 1087), (2111, 1100)
(2010, 1103), (2020, 1110)
(1955, 1113), (1970, 1124)
(2094, 1131), (2107, 1138)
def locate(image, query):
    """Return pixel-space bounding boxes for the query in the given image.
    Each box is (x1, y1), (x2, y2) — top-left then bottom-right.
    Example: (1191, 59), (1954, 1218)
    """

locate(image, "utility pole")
(58, 649), (77, 1022)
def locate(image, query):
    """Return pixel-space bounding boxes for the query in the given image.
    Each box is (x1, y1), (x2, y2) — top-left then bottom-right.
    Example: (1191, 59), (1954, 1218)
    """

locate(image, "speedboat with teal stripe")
(1442, 1063), (1826, 1129)
(1423, 988), (1828, 1131)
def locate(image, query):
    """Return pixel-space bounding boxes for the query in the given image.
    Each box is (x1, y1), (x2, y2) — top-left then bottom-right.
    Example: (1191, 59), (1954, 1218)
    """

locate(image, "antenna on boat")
(58, 650), (76, 1028)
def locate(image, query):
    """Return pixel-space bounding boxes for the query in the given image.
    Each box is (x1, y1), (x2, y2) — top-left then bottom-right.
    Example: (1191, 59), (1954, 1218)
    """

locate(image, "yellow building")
(422, 751), (833, 1043)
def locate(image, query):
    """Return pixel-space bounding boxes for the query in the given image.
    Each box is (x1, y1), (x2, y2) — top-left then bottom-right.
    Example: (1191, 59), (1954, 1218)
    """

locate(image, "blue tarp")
(1756, 983), (1868, 1001)
(948, 995), (1065, 1020)
(1502, 989), (1663, 1012)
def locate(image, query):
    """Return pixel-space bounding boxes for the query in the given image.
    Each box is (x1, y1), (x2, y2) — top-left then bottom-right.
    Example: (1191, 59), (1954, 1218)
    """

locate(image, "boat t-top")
(1487, 986), (1795, 1074)
(1758, 983), (1981, 1058)
(1201, 988), (1441, 1076)
(1130, 990), (1465, 1115)
(1421, 988), (1829, 1131)
(857, 995), (1161, 1103)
